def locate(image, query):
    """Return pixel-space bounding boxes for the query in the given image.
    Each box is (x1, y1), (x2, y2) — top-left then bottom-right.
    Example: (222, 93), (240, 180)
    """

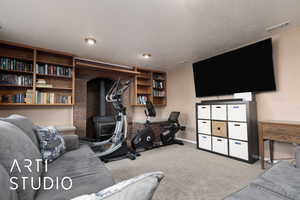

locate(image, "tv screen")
(193, 38), (276, 97)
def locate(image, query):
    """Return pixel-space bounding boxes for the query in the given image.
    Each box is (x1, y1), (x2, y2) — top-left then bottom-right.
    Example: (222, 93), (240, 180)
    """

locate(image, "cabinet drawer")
(198, 120), (211, 135)
(212, 121), (227, 137)
(229, 139), (249, 160)
(197, 105), (211, 119)
(198, 134), (211, 150)
(211, 105), (227, 120)
(228, 104), (247, 122)
(228, 122), (248, 141)
(212, 136), (228, 155)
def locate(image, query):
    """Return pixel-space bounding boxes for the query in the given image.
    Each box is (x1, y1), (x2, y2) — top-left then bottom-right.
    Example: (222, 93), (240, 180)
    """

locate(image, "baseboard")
(176, 137), (197, 144)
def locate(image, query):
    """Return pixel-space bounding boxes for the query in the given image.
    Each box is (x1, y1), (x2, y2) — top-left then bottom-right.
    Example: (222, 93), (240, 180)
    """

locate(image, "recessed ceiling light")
(142, 53), (151, 59)
(85, 37), (96, 46)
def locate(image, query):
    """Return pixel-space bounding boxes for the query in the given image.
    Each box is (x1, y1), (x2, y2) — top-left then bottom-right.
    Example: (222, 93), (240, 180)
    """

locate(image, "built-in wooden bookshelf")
(0, 40), (75, 106)
(131, 67), (167, 106)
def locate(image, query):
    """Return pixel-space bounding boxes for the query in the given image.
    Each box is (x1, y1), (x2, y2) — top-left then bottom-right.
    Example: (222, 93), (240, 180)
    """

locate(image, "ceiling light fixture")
(85, 37), (96, 46)
(142, 53), (151, 59)
(266, 21), (290, 32)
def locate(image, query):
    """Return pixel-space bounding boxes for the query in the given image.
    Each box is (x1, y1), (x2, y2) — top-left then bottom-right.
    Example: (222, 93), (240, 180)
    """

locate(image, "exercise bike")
(82, 79), (136, 162)
(131, 100), (185, 151)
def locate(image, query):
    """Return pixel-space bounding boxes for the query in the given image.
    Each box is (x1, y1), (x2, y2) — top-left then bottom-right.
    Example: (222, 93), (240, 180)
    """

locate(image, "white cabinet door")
(228, 122), (248, 141)
(228, 104), (247, 122)
(212, 136), (228, 155)
(198, 134), (211, 150)
(198, 120), (211, 135)
(229, 139), (249, 160)
(211, 105), (227, 120)
(197, 105), (211, 119)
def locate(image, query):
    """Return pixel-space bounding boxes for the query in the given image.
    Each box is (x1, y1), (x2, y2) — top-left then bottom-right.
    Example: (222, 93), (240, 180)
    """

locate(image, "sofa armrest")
(63, 134), (80, 151)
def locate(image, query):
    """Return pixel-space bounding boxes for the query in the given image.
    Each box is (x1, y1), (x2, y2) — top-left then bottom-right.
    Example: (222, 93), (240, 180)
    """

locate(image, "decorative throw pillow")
(35, 126), (66, 163)
(71, 172), (164, 200)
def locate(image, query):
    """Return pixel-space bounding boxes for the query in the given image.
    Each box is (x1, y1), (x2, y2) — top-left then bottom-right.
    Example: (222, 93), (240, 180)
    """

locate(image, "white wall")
(163, 27), (300, 157)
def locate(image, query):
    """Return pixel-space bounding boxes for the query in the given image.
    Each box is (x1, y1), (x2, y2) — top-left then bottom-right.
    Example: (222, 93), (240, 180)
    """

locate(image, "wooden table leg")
(258, 124), (265, 169)
(269, 140), (274, 164)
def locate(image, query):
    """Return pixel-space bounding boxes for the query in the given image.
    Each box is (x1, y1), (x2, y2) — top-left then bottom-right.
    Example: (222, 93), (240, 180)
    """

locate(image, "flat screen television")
(193, 38), (276, 97)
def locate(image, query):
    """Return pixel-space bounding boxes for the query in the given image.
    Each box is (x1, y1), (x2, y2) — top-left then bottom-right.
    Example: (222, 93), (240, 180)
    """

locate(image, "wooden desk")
(259, 120), (300, 169)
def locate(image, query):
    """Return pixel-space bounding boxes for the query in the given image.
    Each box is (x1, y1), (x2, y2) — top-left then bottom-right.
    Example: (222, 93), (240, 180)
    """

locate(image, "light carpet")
(106, 143), (263, 200)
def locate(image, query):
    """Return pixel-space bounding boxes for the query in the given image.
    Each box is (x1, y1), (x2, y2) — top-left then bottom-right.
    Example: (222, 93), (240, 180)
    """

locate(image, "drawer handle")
(217, 127), (221, 130)
(216, 106), (221, 108)
(234, 124), (241, 127)
(201, 107), (207, 109)
(202, 122), (207, 124)
(202, 136), (207, 139)
(217, 139), (222, 142)
(233, 106), (239, 109)
(235, 142), (241, 145)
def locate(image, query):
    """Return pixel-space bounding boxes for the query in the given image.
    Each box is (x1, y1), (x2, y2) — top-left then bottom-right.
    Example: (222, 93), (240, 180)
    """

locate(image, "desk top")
(260, 120), (300, 125)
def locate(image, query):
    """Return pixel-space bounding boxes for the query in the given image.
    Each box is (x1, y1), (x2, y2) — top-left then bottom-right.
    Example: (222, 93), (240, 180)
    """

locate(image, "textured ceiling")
(0, 0), (299, 69)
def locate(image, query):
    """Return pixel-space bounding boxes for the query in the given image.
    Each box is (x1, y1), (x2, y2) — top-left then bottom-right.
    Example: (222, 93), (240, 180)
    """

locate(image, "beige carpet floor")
(106, 143), (263, 200)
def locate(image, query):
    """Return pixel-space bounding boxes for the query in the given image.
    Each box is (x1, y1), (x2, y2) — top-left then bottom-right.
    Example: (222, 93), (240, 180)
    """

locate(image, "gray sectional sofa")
(225, 147), (300, 200)
(0, 115), (115, 200)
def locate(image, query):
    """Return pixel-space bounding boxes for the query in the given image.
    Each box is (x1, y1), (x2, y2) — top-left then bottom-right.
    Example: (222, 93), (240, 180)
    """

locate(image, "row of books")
(0, 93), (26, 103)
(153, 80), (164, 89)
(35, 91), (72, 104)
(36, 64), (72, 77)
(36, 79), (53, 88)
(0, 57), (33, 72)
(137, 95), (148, 105)
(0, 74), (33, 86)
(153, 90), (165, 97)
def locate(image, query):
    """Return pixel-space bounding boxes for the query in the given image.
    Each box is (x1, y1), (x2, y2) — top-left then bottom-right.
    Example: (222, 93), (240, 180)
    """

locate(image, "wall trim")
(177, 137), (197, 144)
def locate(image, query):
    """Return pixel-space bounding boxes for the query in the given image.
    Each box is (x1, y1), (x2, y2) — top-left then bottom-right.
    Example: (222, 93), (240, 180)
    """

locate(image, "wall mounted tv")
(193, 38), (276, 97)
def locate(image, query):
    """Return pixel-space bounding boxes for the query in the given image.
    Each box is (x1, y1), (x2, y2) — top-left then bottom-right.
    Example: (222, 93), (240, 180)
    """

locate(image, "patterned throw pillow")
(71, 172), (164, 200)
(35, 126), (66, 163)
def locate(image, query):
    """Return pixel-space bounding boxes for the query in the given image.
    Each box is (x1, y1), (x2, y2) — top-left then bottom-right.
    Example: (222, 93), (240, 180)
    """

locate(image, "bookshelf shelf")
(36, 87), (72, 91)
(138, 83), (151, 87)
(36, 60), (73, 68)
(0, 103), (73, 106)
(0, 55), (34, 62)
(36, 73), (72, 79)
(0, 84), (33, 88)
(0, 40), (75, 106)
(0, 69), (33, 74)
(33, 104), (73, 106)
(131, 67), (167, 106)
(0, 103), (31, 106)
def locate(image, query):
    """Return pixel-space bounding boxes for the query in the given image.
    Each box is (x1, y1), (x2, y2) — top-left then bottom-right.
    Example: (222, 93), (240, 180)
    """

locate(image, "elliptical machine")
(86, 79), (136, 162)
(131, 100), (185, 151)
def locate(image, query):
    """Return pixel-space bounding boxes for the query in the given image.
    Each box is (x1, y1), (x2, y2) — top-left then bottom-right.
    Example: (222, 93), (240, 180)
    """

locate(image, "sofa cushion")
(0, 114), (39, 148)
(35, 126), (66, 163)
(0, 121), (42, 200)
(71, 172), (164, 200)
(35, 145), (115, 200)
(63, 134), (80, 151)
(224, 184), (291, 200)
(251, 161), (300, 200)
(0, 163), (18, 200)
